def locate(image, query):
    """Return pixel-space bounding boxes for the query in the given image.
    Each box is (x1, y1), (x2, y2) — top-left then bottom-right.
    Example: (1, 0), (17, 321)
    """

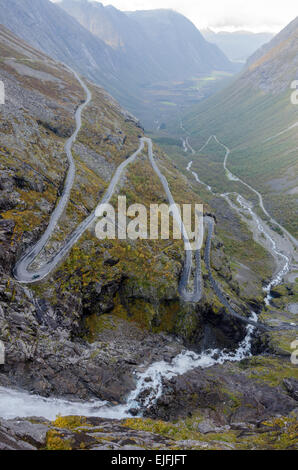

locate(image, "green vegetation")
(123, 414), (298, 450)
(46, 430), (72, 450)
(239, 356), (298, 386)
(174, 82), (298, 237)
(53, 415), (87, 430)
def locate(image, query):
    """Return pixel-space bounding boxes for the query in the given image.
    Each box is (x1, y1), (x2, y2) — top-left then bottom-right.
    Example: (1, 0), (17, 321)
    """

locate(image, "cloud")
(51, 0), (297, 33)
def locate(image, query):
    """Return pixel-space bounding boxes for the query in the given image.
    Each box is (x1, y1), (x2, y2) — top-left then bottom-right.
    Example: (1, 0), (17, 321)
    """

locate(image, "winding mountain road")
(187, 132), (297, 251)
(145, 137), (203, 302)
(215, 134), (298, 249)
(264, 121), (298, 143)
(181, 129), (272, 329)
(13, 73), (202, 302)
(183, 130), (298, 330)
(13, 68), (92, 283)
(13, 69), (281, 330)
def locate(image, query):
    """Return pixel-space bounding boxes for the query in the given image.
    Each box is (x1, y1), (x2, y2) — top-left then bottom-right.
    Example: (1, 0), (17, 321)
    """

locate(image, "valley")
(139, 71), (235, 131)
(0, 0), (237, 130)
(0, 0), (297, 452)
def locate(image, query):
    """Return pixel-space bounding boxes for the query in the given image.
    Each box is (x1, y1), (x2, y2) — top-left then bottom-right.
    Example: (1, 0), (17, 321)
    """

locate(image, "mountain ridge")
(202, 29), (274, 62)
(0, 17), (297, 451)
(176, 17), (298, 237)
(59, 0), (235, 80)
(0, 0), (236, 126)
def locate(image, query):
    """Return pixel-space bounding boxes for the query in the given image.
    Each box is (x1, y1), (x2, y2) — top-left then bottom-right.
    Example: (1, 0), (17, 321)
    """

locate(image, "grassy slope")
(0, 24), (275, 348)
(1, 30), (298, 450)
(175, 48), (298, 237)
(0, 27), (206, 341)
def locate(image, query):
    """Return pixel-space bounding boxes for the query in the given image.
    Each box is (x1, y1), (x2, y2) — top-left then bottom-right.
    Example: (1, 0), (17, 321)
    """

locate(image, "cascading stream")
(235, 195), (290, 305)
(4, 83), (294, 422)
(122, 311), (257, 415)
(0, 312), (257, 421)
(0, 132), (272, 422)
(185, 134), (295, 305)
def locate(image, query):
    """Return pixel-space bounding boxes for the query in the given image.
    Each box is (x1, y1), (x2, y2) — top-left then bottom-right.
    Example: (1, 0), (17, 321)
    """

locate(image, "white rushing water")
(0, 387), (109, 421)
(181, 138), (188, 153)
(185, 135), (292, 305)
(0, 313), (257, 420)
(1, 132), (293, 422)
(186, 161), (212, 192)
(235, 195), (290, 305)
(124, 312), (257, 414)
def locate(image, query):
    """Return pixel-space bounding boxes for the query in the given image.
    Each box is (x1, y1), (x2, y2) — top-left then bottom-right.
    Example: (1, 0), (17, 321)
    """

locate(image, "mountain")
(202, 29), (274, 63)
(0, 21), (297, 451)
(178, 17), (298, 238)
(0, 0), (156, 118)
(0, 0), (236, 126)
(58, 0), (238, 127)
(247, 16), (298, 66)
(0, 22), (201, 404)
(0, 21), (246, 402)
(60, 1), (235, 79)
(58, 0), (167, 84)
(125, 9), (234, 77)
(0, 0), (117, 84)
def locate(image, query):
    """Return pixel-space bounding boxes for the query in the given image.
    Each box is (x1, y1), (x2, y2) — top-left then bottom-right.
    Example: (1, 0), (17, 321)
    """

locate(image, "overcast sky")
(52, 0), (297, 33)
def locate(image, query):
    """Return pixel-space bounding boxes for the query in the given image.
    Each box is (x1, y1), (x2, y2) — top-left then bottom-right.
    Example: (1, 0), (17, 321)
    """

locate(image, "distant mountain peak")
(202, 28), (274, 62)
(244, 16), (298, 93)
(59, 0), (233, 72)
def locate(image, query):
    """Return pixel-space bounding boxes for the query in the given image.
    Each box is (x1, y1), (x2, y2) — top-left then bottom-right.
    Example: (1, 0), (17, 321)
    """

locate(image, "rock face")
(0, 282), (184, 401)
(0, 19), (297, 452)
(0, 418), (48, 450)
(60, 0), (234, 80)
(0, 25), (254, 402)
(0, 416), (224, 450)
(0, 0), (120, 94)
(145, 363), (298, 423)
(284, 378), (298, 402)
(0, 0), (234, 122)
(0, 411), (297, 450)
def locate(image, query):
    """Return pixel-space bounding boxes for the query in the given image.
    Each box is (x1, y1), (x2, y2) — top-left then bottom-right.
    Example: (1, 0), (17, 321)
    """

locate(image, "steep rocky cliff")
(0, 24), (247, 396)
(0, 26), (297, 450)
